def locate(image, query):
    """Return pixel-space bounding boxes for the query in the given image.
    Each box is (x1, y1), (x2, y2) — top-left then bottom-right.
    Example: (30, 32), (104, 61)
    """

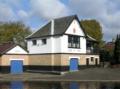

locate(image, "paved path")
(0, 68), (120, 82)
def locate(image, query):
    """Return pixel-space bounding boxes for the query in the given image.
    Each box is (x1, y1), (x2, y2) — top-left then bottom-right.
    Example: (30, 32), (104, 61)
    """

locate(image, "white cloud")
(69, 0), (107, 18)
(0, 0), (120, 41)
(30, 0), (69, 20)
(69, 0), (120, 41)
(105, 12), (120, 28)
(18, 10), (29, 20)
(101, 12), (120, 41)
(0, 3), (15, 21)
(113, 0), (120, 6)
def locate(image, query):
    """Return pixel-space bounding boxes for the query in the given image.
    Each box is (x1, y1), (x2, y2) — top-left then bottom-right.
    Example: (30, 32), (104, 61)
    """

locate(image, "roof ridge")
(26, 21), (51, 39)
(1, 44), (17, 54)
(26, 15), (81, 39)
(0, 42), (17, 54)
(53, 14), (77, 20)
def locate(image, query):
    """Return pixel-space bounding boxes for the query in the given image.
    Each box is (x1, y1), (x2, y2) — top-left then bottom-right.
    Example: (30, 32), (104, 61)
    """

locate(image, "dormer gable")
(65, 19), (85, 36)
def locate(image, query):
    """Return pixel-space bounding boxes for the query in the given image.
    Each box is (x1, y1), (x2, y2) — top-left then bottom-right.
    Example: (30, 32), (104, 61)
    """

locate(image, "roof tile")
(0, 42), (16, 54)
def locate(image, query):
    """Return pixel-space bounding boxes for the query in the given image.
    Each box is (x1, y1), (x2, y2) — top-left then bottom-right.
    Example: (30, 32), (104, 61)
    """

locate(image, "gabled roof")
(26, 15), (85, 39)
(0, 42), (16, 54)
(86, 35), (97, 42)
(0, 42), (28, 55)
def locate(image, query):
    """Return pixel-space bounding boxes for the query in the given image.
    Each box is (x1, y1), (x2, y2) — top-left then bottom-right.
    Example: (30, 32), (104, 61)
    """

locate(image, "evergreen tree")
(113, 34), (120, 64)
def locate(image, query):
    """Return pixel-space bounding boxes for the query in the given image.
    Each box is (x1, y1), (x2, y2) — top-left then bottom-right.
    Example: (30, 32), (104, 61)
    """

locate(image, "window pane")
(42, 39), (46, 45)
(68, 36), (71, 43)
(68, 35), (80, 48)
(32, 40), (37, 45)
(91, 57), (94, 62)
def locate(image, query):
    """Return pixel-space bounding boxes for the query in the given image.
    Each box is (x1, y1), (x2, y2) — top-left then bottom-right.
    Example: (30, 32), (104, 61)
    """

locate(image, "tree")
(0, 22), (32, 48)
(113, 34), (120, 64)
(80, 20), (103, 47)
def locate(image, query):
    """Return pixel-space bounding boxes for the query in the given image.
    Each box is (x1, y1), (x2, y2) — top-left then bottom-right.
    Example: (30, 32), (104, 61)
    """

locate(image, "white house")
(26, 15), (99, 73)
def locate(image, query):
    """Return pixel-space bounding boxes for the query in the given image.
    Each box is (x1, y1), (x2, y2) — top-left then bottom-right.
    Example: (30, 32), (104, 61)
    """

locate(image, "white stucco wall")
(65, 19), (85, 36)
(61, 35), (86, 53)
(27, 19), (86, 54)
(27, 37), (52, 54)
(27, 36), (62, 54)
(7, 46), (28, 54)
(53, 36), (61, 53)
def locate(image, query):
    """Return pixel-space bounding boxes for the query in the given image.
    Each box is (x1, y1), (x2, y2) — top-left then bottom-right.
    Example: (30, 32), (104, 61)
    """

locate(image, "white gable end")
(65, 19), (85, 36)
(7, 46), (27, 54)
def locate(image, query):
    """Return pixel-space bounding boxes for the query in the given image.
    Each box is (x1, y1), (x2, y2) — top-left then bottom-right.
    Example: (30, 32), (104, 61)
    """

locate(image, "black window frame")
(42, 39), (47, 45)
(32, 40), (37, 45)
(68, 35), (80, 48)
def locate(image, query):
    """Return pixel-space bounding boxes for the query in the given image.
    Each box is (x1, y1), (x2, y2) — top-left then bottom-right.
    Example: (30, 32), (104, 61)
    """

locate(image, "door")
(10, 60), (23, 74)
(86, 58), (89, 66)
(70, 58), (78, 71)
(95, 58), (98, 66)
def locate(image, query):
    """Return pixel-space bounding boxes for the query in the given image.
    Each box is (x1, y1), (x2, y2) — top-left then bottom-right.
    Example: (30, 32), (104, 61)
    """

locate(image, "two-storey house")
(26, 15), (99, 74)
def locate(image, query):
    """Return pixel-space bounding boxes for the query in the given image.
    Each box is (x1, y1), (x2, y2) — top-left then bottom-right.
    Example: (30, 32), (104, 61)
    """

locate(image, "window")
(32, 40), (37, 45)
(91, 57), (94, 62)
(95, 58), (98, 60)
(68, 35), (80, 48)
(42, 39), (46, 45)
(95, 58), (98, 65)
(86, 58), (89, 66)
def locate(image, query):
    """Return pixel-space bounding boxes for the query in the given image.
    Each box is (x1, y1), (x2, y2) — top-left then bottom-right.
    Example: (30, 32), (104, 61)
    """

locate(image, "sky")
(0, 0), (120, 41)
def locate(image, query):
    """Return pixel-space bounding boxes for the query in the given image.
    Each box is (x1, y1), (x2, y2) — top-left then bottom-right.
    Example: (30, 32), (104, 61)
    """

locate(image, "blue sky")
(0, 0), (120, 41)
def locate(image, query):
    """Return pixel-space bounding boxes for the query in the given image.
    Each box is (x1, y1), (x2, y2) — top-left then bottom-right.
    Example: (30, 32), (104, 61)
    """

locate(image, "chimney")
(51, 20), (54, 35)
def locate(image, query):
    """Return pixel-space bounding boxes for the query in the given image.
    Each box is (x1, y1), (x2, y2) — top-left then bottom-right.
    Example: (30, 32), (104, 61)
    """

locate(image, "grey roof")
(54, 15), (77, 35)
(28, 22), (51, 38)
(26, 15), (83, 39)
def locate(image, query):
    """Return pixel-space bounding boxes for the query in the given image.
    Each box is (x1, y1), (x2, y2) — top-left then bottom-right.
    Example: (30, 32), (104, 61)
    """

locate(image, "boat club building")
(26, 15), (100, 74)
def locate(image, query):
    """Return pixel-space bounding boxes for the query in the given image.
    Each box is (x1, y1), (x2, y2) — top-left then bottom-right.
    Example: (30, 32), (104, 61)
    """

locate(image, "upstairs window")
(68, 35), (80, 48)
(91, 57), (94, 62)
(42, 39), (47, 45)
(32, 40), (37, 45)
